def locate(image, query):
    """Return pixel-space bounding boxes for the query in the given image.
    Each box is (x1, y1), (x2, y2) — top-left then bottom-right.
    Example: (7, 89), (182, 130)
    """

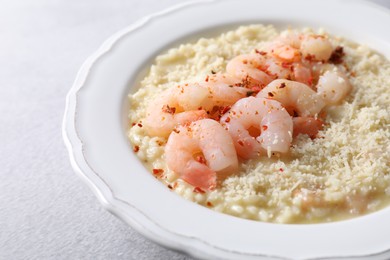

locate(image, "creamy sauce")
(128, 25), (390, 223)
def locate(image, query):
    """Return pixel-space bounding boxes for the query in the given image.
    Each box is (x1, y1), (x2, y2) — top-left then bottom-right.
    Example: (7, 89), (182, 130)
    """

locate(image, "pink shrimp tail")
(181, 162), (217, 190)
(293, 117), (324, 139)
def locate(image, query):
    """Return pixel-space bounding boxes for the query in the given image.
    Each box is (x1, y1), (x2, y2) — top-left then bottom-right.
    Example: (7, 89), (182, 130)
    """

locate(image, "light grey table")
(1, 1), (389, 259)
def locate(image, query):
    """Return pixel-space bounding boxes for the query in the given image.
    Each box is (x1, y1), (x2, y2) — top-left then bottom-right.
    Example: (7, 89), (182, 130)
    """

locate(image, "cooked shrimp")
(270, 44), (301, 63)
(221, 97), (293, 159)
(202, 73), (248, 107)
(270, 32), (333, 62)
(264, 58), (313, 87)
(263, 57), (292, 79)
(226, 54), (274, 87)
(268, 31), (302, 62)
(293, 117), (324, 139)
(277, 30), (303, 49)
(257, 79), (325, 117)
(300, 35), (333, 62)
(165, 119), (238, 190)
(173, 83), (214, 111)
(316, 68), (351, 105)
(293, 63), (313, 87)
(143, 84), (208, 137)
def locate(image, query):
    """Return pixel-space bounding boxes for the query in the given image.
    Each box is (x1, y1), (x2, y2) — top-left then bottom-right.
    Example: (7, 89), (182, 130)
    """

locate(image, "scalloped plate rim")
(62, 0), (390, 259)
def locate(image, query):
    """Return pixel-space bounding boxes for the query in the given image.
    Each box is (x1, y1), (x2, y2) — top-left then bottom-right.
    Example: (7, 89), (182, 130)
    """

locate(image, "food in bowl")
(128, 25), (390, 223)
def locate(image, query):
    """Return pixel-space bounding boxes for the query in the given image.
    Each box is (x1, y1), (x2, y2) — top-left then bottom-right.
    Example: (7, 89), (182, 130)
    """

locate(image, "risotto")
(128, 25), (390, 224)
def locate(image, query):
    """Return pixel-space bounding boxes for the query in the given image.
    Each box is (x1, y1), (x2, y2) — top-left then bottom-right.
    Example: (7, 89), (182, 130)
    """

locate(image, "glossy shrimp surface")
(221, 97), (293, 159)
(257, 79), (325, 117)
(316, 68), (351, 105)
(143, 84), (209, 137)
(226, 54), (274, 87)
(270, 31), (333, 62)
(165, 119), (238, 190)
(202, 73), (248, 107)
(292, 116), (324, 139)
(300, 35), (333, 62)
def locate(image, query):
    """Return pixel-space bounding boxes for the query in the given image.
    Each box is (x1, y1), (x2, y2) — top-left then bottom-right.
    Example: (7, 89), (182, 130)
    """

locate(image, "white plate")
(63, 0), (390, 259)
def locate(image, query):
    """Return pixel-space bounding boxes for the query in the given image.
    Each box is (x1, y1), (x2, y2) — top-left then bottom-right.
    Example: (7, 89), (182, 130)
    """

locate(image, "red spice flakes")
(342, 63), (350, 72)
(173, 128), (180, 134)
(193, 187), (205, 194)
(304, 54), (315, 61)
(131, 122), (136, 127)
(255, 49), (267, 56)
(329, 46), (344, 64)
(279, 82), (286, 89)
(268, 92), (274, 97)
(221, 105), (231, 114)
(281, 62), (291, 68)
(262, 125), (268, 131)
(259, 64), (271, 74)
(224, 117), (231, 123)
(137, 123), (143, 128)
(206, 201), (213, 207)
(133, 146), (140, 153)
(211, 70), (216, 74)
(279, 168), (284, 172)
(307, 76), (313, 86)
(237, 140), (244, 146)
(205, 75), (209, 82)
(237, 76), (251, 88)
(209, 105), (231, 121)
(196, 155), (207, 164)
(167, 184), (173, 190)
(162, 105), (176, 114)
(246, 90), (255, 97)
(251, 85), (263, 93)
(319, 109), (327, 119)
(152, 169), (164, 179)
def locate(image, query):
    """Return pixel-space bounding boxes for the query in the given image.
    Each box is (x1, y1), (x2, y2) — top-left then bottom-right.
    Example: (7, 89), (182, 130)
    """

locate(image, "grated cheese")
(128, 25), (390, 223)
